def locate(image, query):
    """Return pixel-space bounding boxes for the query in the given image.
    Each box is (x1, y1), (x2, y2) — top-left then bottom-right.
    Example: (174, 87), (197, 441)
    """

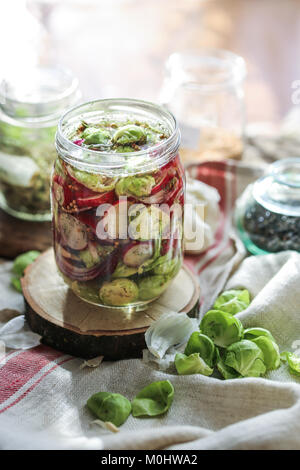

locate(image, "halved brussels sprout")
(115, 175), (155, 197)
(224, 339), (266, 377)
(184, 332), (215, 367)
(99, 278), (139, 306)
(69, 167), (117, 192)
(175, 353), (213, 376)
(138, 275), (168, 301)
(213, 289), (250, 315)
(82, 127), (111, 145)
(113, 124), (147, 145)
(251, 336), (280, 370)
(112, 262), (138, 278)
(200, 310), (244, 348)
(129, 205), (170, 241)
(153, 256), (181, 278)
(87, 391), (131, 427)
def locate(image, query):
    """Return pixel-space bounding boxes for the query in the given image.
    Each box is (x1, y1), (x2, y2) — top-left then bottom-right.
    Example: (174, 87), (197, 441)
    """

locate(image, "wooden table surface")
(2, 0), (300, 259)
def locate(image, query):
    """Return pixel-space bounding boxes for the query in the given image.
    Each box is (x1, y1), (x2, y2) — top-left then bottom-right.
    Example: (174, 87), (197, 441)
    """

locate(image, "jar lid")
(253, 158), (300, 216)
(0, 65), (80, 122)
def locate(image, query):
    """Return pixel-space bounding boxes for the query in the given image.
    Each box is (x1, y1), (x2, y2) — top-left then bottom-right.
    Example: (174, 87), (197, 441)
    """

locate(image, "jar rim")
(165, 49), (246, 92)
(56, 98), (180, 174)
(270, 158), (300, 189)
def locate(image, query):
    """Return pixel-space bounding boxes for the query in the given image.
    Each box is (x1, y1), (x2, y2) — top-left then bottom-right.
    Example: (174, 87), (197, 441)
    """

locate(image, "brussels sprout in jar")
(0, 66), (80, 221)
(52, 99), (184, 311)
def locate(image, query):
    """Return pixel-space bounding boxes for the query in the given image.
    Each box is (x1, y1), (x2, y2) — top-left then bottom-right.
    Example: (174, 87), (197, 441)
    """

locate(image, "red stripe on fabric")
(0, 345), (64, 404)
(0, 356), (73, 414)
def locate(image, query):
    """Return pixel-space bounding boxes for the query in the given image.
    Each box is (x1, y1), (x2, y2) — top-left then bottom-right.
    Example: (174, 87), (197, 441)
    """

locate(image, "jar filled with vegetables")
(236, 158), (300, 254)
(0, 66), (81, 220)
(53, 98), (184, 311)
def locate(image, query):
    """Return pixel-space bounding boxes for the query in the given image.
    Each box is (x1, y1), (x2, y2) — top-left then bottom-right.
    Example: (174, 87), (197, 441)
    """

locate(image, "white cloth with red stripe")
(1, 161), (300, 450)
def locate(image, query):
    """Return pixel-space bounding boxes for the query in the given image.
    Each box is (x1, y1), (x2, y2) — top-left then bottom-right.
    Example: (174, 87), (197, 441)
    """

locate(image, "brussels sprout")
(200, 310), (244, 348)
(175, 353), (213, 376)
(12, 250), (40, 278)
(251, 336), (280, 370)
(153, 256), (181, 278)
(86, 392), (131, 427)
(112, 262), (138, 278)
(217, 355), (241, 380)
(243, 327), (275, 342)
(225, 340), (266, 377)
(129, 205), (170, 241)
(115, 175), (155, 197)
(138, 275), (168, 300)
(280, 351), (300, 377)
(131, 380), (174, 417)
(99, 279), (139, 306)
(213, 289), (250, 315)
(113, 124), (147, 145)
(82, 127), (111, 145)
(69, 167), (116, 192)
(11, 277), (22, 293)
(184, 332), (215, 367)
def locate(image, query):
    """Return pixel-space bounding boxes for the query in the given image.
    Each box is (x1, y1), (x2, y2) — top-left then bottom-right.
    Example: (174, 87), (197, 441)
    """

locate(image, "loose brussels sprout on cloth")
(200, 310), (244, 348)
(175, 353), (213, 376)
(216, 355), (241, 380)
(281, 351), (300, 377)
(184, 332), (215, 368)
(224, 340), (266, 378)
(86, 392), (131, 427)
(250, 336), (280, 370)
(244, 327), (275, 342)
(99, 279), (139, 306)
(131, 380), (174, 417)
(213, 289), (251, 315)
(11, 250), (40, 292)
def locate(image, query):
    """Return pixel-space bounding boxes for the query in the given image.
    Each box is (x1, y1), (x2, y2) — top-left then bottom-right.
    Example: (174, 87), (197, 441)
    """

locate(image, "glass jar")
(160, 50), (246, 164)
(52, 98), (184, 312)
(236, 159), (300, 255)
(0, 66), (81, 221)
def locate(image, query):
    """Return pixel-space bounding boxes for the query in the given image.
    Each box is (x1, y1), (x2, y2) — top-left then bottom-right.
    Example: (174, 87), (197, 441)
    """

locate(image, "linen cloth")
(0, 160), (300, 450)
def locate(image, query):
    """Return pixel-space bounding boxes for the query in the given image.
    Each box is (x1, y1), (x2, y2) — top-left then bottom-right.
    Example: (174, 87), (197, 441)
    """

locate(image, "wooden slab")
(0, 209), (52, 259)
(22, 249), (200, 360)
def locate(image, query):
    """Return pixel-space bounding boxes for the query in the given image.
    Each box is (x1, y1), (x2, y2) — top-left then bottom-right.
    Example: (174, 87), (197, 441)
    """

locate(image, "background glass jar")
(0, 65), (81, 221)
(52, 98), (184, 312)
(160, 50), (246, 164)
(236, 158), (300, 255)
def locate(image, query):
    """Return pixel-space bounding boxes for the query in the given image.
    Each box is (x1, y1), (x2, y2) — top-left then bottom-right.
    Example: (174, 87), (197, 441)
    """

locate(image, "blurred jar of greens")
(160, 50), (246, 165)
(0, 65), (81, 221)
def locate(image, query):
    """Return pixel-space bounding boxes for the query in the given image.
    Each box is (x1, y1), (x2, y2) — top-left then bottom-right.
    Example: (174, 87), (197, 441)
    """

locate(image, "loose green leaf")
(131, 380), (174, 417)
(175, 353), (213, 376)
(280, 351), (300, 377)
(213, 289), (250, 315)
(87, 392), (131, 427)
(225, 340), (266, 377)
(184, 332), (215, 367)
(200, 310), (244, 348)
(244, 327), (275, 342)
(251, 336), (280, 370)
